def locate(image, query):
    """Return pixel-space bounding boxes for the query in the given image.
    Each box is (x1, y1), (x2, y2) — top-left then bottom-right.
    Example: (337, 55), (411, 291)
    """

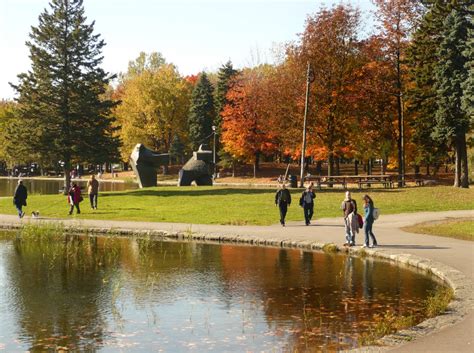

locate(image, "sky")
(0, 0), (375, 99)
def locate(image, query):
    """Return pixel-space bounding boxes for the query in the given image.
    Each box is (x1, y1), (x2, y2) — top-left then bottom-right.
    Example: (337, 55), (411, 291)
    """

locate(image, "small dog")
(31, 211), (40, 219)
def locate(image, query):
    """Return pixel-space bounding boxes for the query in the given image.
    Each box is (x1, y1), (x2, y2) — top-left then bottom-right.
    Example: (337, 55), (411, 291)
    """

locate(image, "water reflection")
(0, 232), (445, 352)
(0, 178), (137, 197)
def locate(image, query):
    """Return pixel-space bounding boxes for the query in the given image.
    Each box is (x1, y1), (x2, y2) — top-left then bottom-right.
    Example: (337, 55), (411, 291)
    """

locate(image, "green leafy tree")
(188, 72), (215, 151)
(432, 8), (471, 188)
(0, 100), (20, 166)
(115, 61), (191, 161)
(10, 0), (120, 192)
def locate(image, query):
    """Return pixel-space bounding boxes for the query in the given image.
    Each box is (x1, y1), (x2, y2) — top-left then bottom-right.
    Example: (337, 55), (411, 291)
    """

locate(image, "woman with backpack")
(362, 194), (378, 248)
(300, 182), (316, 225)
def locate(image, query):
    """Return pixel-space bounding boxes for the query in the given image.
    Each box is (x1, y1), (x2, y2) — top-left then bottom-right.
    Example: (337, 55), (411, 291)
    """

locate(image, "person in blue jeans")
(362, 194), (378, 248)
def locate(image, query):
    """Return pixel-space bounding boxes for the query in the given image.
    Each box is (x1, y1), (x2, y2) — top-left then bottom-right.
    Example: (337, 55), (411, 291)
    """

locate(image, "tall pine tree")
(10, 0), (120, 192)
(187, 72), (215, 150)
(433, 8), (470, 188)
(214, 61), (238, 129)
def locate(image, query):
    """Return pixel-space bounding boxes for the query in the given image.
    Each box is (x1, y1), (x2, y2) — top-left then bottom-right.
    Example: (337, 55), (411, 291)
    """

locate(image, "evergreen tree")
(461, 18), (474, 119)
(406, 3), (448, 173)
(10, 0), (120, 192)
(169, 135), (185, 164)
(433, 8), (470, 188)
(188, 72), (215, 150)
(214, 61), (238, 128)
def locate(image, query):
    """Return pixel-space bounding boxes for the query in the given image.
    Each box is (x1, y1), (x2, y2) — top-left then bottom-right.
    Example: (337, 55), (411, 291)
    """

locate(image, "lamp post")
(299, 62), (315, 188)
(212, 125), (217, 178)
(398, 93), (405, 187)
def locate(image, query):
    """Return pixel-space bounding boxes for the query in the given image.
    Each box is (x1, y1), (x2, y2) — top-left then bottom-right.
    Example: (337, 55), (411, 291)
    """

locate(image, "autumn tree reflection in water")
(0, 231), (446, 352)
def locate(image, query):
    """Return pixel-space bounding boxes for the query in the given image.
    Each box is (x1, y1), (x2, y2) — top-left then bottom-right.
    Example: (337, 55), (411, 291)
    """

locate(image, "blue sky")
(0, 0), (375, 99)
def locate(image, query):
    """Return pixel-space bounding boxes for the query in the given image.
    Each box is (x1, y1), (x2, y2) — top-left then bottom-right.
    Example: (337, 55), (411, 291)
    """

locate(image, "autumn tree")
(10, 0), (120, 192)
(221, 67), (278, 177)
(115, 55), (191, 162)
(351, 36), (399, 175)
(286, 5), (364, 176)
(188, 73), (215, 150)
(372, 0), (421, 184)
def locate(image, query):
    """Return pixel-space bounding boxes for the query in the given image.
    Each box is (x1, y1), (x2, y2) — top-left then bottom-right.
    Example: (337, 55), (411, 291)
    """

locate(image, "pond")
(0, 229), (446, 352)
(0, 178), (138, 197)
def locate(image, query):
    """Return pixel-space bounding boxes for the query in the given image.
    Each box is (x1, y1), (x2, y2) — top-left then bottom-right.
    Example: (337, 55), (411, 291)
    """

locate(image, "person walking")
(362, 194), (378, 248)
(341, 191), (358, 246)
(275, 183), (291, 226)
(87, 174), (99, 209)
(68, 183), (82, 215)
(300, 182), (316, 225)
(13, 180), (27, 219)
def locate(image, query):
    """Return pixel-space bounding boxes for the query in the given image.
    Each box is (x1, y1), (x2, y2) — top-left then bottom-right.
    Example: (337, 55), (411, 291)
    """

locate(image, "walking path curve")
(0, 209), (473, 352)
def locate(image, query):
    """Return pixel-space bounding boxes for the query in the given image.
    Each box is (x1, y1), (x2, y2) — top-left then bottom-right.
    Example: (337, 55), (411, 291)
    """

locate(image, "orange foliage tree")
(221, 67), (279, 177)
(284, 5), (365, 176)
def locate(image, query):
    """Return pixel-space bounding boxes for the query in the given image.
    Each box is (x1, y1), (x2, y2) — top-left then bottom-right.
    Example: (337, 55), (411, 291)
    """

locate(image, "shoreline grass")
(0, 186), (472, 225)
(403, 219), (474, 241)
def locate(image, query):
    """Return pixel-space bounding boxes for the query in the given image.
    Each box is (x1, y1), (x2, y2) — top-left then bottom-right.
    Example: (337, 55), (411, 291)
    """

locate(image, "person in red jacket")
(68, 183), (82, 215)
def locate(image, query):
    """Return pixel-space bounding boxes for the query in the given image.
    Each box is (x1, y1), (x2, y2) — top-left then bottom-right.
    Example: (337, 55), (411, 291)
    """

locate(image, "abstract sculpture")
(178, 144), (214, 186)
(130, 144), (170, 188)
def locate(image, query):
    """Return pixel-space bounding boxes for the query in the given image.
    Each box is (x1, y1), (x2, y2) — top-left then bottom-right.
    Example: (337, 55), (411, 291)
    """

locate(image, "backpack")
(373, 207), (380, 220)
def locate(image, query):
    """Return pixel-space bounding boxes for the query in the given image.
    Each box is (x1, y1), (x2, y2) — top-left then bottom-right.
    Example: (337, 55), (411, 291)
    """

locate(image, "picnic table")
(304, 175), (395, 189)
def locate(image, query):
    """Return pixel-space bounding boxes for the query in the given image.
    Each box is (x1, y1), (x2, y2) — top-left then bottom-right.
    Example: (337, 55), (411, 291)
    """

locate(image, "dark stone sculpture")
(178, 144), (214, 186)
(130, 144), (170, 188)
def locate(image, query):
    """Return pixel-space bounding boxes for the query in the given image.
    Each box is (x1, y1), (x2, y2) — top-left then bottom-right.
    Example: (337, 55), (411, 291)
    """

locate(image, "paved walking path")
(0, 209), (473, 352)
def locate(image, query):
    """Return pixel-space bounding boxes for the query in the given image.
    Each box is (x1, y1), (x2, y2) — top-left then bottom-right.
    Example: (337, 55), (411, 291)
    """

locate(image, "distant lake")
(0, 178), (138, 197)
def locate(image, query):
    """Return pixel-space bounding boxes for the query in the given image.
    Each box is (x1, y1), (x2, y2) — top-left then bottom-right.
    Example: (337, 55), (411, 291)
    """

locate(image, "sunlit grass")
(403, 219), (474, 241)
(0, 186), (472, 225)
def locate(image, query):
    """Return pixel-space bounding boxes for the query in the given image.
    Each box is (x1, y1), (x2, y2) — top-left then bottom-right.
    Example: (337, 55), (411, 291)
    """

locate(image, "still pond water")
(0, 231), (445, 352)
(0, 178), (138, 197)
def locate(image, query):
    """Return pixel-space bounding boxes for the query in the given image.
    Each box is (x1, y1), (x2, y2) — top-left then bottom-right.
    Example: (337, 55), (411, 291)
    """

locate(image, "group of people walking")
(275, 184), (378, 247)
(12, 174), (100, 217)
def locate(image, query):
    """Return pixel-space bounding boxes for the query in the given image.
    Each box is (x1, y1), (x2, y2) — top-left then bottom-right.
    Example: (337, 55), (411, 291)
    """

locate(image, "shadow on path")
(380, 244), (450, 250)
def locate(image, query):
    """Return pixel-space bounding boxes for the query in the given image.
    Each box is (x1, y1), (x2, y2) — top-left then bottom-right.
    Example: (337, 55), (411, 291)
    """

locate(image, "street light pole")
(212, 125), (217, 178)
(299, 62), (314, 188)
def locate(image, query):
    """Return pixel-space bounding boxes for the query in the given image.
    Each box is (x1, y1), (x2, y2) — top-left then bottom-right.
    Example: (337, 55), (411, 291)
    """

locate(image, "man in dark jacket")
(13, 180), (27, 218)
(300, 183), (316, 225)
(275, 183), (291, 226)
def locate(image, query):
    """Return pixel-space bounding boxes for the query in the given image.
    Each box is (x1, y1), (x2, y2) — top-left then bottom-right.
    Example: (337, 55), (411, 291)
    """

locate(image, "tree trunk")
(354, 160), (359, 175)
(63, 166), (71, 195)
(232, 161), (235, 178)
(328, 152), (334, 177)
(460, 133), (469, 188)
(316, 161), (322, 175)
(426, 164), (430, 176)
(367, 159), (372, 175)
(335, 158), (340, 176)
(414, 164), (420, 177)
(454, 138), (461, 187)
(382, 158), (387, 175)
(253, 151), (260, 178)
(162, 165), (168, 175)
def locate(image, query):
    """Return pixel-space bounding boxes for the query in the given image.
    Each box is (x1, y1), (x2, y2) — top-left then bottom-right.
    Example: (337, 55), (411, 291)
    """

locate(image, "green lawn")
(403, 219), (474, 241)
(1, 186), (473, 225)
